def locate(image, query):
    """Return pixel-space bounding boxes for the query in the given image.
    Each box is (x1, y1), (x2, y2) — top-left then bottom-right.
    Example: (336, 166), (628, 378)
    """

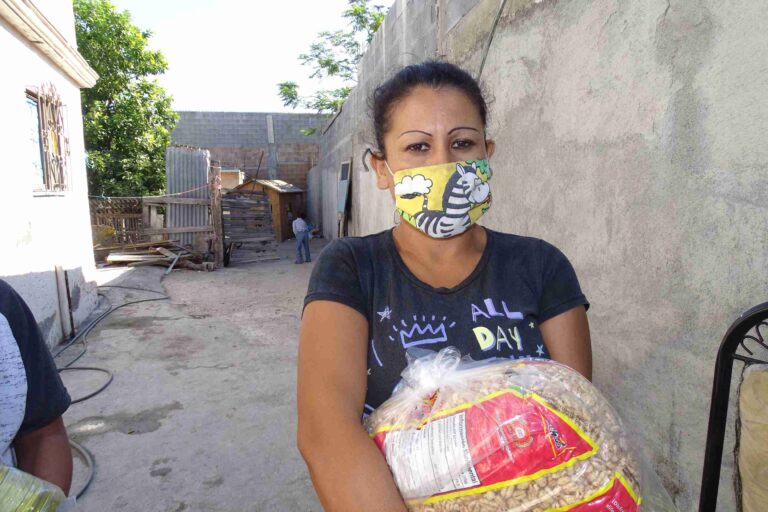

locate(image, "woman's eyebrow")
(448, 126), (481, 134)
(399, 129), (432, 138)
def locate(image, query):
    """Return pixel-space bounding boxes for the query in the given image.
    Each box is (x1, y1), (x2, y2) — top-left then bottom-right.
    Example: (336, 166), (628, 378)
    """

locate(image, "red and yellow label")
(372, 389), (611, 504)
(561, 472), (641, 511)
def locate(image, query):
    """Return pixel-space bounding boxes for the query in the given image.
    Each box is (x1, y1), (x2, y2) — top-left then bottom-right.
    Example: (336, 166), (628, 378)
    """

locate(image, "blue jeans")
(295, 231), (311, 263)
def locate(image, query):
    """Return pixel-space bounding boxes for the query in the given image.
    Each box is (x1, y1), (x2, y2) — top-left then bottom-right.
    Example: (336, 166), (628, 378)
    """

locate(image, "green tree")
(278, 0), (386, 121)
(74, 0), (178, 196)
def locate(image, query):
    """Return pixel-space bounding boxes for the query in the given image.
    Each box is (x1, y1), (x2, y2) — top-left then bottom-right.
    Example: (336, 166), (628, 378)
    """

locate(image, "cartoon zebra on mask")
(413, 161), (490, 238)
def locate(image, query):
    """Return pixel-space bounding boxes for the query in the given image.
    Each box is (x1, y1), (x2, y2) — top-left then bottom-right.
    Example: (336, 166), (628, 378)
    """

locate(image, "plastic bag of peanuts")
(365, 347), (678, 511)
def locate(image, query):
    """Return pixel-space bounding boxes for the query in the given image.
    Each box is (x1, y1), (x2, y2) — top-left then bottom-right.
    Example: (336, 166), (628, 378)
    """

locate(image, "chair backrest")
(699, 301), (768, 512)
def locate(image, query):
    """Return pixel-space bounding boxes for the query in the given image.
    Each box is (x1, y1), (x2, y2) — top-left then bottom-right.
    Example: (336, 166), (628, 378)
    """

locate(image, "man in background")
(292, 212), (312, 264)
(0, 280), (72, 494)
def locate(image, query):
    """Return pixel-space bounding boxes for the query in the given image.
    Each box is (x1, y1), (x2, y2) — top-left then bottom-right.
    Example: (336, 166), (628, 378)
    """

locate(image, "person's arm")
(540, 305), (592, 380)
(298, 300), (407, 512)
(13, 416), (72, 494)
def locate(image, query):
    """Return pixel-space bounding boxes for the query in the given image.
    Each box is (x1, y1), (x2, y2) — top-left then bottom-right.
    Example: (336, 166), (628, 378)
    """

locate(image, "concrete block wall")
(306, 1), (768, 510)
(171, 112), (326, 186)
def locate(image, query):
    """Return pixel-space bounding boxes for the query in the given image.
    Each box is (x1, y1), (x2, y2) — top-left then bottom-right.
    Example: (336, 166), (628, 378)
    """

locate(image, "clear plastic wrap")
(365, 348), (678, 511)
(0, 465), (66, 511)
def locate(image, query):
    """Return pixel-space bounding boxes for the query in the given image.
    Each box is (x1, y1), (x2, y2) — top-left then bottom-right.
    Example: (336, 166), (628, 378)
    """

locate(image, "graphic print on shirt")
(377, 306), (392, 322)
(398, 162), (491, 239)
(370, 338), (383, 367)
(469, 298), (546, 358)
(389, 314), (457, 350)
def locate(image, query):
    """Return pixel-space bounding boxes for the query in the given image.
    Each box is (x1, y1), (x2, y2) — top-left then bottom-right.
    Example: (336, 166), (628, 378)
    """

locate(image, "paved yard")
(60, 239), (326, 511)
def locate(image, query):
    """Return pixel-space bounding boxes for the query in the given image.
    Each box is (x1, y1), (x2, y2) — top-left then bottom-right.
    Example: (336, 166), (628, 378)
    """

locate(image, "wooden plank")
(229, 255), (281, 264)
(107, 254), (167, 263)
(143, 196), (211, 205)
(222, 206), (270, 212)
(210, 164), (224, 268)
(222, 209), (271, 214)
(223, 218), (272, 224)
(127, 259), (172, 267)
(144, 226), (213, 235)
(222, 216), (271, 221)
(224, 225), (274, 230)
(222, 206), (269, 211)
(222, 213), (270, 218)
(94, 240), (177, 252)
(221, 226), (273, 231)
(224, 236), (276, 243)
(222, 199), (269, 206)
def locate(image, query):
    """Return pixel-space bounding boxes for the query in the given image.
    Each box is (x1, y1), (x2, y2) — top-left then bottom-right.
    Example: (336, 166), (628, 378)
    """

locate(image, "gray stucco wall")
(308, 1), (768, 510)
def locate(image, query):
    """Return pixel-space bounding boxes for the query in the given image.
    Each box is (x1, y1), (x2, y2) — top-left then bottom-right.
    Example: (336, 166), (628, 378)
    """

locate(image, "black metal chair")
(699, 301), (768, 511)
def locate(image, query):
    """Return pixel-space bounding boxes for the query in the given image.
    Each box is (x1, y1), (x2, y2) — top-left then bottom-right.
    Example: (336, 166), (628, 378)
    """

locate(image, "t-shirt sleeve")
(303, 239), (368, 318)
(0, 281), (71, 437)
(538, 241), (590, 323)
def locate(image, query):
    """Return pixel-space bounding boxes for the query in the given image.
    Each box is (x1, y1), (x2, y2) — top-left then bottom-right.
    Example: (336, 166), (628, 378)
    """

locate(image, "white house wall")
(0, 3), (97, 349)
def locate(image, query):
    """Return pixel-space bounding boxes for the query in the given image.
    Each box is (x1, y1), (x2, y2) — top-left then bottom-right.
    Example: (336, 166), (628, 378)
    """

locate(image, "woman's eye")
(406, 143), (429, 152)
(452, 139), (475, 149)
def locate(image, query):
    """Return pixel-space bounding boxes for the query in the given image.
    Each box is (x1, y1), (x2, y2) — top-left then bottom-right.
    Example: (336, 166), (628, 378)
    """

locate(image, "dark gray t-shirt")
(304, 228), (589, 414)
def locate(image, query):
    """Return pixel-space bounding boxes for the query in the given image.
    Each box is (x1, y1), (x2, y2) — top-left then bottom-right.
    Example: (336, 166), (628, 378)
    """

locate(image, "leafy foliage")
(74, 0), (178, 196)
(277, 0), (386, 116)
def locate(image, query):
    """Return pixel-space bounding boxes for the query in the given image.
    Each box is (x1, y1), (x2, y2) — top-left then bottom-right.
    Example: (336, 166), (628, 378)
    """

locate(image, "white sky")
(109, 0), (361, 112)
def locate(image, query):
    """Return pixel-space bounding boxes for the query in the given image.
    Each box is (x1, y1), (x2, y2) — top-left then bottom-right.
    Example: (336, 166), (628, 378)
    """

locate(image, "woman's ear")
(369, 150), (392, 191)
(485, 138), (496, 160)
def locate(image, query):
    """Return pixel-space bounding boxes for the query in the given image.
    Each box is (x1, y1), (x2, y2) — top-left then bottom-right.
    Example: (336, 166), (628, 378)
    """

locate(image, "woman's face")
(373, 85), (495, 193)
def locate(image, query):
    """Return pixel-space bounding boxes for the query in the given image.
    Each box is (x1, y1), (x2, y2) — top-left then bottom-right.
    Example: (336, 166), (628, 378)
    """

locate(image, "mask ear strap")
(363, 148), (395, 177)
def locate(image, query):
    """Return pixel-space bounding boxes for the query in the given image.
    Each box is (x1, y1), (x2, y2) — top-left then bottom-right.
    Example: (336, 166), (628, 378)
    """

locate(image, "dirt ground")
(59, 238), (327, 511)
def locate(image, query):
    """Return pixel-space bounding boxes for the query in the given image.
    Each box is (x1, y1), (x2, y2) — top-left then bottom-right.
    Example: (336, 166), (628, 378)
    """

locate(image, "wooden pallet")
(221, 192), (278, 266)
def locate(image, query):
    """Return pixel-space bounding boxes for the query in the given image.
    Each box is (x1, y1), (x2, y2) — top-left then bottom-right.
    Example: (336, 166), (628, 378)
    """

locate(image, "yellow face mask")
(386, 159), (493, 238)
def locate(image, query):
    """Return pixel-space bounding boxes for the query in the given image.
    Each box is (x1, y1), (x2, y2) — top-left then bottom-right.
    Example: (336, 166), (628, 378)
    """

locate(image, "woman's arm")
(540, 305), (592, 380)
(298, 300), (407, 512)
(13, 416), (73, 494)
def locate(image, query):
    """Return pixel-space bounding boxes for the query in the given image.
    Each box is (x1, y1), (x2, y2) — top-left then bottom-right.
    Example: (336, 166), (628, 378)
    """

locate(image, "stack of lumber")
(102, 241), (214, 272)
(222, 192), (279, 265)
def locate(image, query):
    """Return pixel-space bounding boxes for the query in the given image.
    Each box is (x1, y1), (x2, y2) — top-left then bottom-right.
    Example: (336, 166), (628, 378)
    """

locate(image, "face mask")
(386, 159), (493, 239)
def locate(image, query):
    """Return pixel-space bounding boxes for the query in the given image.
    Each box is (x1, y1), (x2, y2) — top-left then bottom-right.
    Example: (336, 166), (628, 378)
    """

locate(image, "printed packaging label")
(568, 473), (641, 511)
(372, 389), (638, 509)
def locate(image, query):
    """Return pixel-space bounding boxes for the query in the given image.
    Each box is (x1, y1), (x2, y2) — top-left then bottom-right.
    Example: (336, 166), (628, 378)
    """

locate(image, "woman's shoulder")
(486, 229), (569, 261)
(318, 229), (391, 261)
(318, 230), (391, 267)
(487, 228), (540, 250)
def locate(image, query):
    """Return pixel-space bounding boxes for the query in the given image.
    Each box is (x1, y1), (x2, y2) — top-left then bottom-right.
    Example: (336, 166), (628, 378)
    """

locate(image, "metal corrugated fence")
(166, 146), (211, 246)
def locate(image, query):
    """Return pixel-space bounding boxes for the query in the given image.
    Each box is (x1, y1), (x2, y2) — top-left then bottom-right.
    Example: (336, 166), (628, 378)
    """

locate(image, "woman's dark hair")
(371, 60), (488, 155)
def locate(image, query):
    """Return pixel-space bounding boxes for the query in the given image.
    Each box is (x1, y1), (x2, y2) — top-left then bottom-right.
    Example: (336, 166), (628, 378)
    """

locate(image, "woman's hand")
(298, 300), (408, 512)
(540, 306), (592, 380)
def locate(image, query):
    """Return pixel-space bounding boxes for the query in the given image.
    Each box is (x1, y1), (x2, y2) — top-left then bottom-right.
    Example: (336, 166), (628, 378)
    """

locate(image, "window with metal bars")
(26, 83), (69, 192)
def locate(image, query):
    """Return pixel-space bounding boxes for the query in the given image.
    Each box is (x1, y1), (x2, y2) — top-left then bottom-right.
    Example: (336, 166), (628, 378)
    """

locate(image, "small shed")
(220, 168), (245, 191)
(230, 179), (304, 242)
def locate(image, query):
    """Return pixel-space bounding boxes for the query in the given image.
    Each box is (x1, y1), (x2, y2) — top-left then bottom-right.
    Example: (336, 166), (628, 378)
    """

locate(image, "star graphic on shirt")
(529, 321), (535, 329)
(377, 306), (392, 322)
(367, 368), (372, 376)
(536, 345), (545, 357)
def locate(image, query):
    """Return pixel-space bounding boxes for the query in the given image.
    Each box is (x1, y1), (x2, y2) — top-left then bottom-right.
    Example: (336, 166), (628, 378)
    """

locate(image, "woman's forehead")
(387, 86), (484, 135)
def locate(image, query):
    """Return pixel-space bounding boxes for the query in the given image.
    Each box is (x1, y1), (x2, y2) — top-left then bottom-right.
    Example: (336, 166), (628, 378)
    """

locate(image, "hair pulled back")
(370, 61), (488, 155)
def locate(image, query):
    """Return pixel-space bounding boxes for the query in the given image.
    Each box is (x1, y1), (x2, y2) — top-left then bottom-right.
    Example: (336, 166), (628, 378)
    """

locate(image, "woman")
(297, 61), (591, 511)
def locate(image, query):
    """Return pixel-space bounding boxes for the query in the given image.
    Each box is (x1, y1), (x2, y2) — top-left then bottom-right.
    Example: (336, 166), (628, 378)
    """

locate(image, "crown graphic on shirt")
(390, 316), (456, 349)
